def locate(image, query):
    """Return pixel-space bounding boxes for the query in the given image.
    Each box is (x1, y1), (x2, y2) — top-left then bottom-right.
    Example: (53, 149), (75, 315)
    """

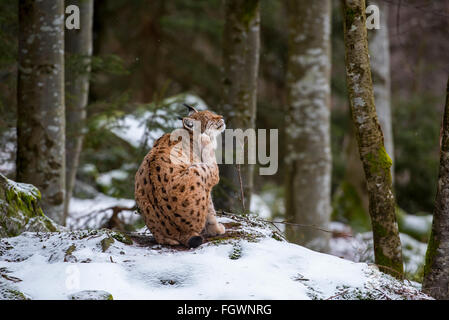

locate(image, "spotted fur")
(135, 109), (226, 247)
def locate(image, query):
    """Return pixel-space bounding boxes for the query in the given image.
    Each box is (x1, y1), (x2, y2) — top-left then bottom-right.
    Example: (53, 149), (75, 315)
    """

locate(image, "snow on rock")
(0, 213), (431, 300)
(0, 174), (60, 238)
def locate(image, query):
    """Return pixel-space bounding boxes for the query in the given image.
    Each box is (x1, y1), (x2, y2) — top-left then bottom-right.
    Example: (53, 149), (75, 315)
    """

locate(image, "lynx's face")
(182, 110), (226, 139)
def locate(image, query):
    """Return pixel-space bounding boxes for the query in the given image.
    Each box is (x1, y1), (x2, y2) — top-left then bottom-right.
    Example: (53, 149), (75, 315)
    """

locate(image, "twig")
(325, 289), (351, 300)
(236, 164), (246, 213)
(368, 263), (405, 281)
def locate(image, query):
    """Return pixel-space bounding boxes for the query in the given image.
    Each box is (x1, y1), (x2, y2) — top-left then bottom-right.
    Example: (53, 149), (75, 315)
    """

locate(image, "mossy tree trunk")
(341, 0), (403, 278)
(284, 0), (332, 253)
(63, 0), (94, 225)
(337, 0), (394, 229)
(16, 0), (65, 224)
(217, 0), (260, 212)
(368, 0), (394, 178)
(422, 77), (449, 299)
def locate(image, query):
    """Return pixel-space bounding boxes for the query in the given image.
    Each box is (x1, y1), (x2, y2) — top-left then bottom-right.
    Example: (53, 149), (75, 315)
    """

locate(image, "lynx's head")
(180, 104), (226, 139)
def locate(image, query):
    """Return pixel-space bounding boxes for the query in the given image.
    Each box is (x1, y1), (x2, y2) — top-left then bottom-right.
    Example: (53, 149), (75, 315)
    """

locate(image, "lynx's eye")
(183, 118), (194, 129)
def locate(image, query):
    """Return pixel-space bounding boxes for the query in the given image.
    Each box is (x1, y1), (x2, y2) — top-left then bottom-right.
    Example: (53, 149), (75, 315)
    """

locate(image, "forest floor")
(0, 211), (431, 300)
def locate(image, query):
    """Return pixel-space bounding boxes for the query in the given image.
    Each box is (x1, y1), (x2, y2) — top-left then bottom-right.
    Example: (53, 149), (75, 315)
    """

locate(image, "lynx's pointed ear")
(182, 117), (194, 132)
(183, 103), (198, 115)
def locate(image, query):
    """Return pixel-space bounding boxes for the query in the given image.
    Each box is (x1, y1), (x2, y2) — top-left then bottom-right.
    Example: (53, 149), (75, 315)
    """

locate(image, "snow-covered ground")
(0, 214), (430, 300)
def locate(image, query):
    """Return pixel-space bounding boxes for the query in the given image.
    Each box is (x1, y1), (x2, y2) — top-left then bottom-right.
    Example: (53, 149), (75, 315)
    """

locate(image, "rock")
(0, 174), (60, 237)
(68, 290), (113, 300)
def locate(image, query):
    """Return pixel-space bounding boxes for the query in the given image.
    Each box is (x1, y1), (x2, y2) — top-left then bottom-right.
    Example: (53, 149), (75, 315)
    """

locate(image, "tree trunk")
(284, 0), (332, 253)
(217, 0), (260, 212)
(63, 0), (94, 225)
(422, 77), (449, 299)
(16, 0), (65, 224)
(341, 0), (403, 278)
(368, 0), (394, 179)
(338, 0), (393, 228)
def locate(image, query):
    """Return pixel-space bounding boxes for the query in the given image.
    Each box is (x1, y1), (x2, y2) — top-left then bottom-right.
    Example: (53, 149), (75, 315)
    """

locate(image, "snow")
(329, 227), (427, 281)
(67, 194), (137, 230)
(250, 194), (271, 219)
(0, 214), (430, 300)
(0, 129), (16, 177)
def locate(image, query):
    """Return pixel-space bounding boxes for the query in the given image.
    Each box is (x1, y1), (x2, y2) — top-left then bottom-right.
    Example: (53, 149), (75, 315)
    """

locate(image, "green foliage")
(332, 181), (371, 232)
(393, 94), (441, 213)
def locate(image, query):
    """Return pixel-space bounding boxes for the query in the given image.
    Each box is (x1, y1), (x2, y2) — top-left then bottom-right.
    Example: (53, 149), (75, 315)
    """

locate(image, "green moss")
(111, 231), (133, 245)
(373, 244), (404, 279)
(100, 236), (115, 252)
(68, 290), (114, 300)
(366, 146), (392, 179)
(331, 181), (371, 232)
(0, 287), (29, 300)
(65, 244), (76, 256)
(344, 5), (360, 30)
(0, 174), (59, 237)
(229, 242), (242, 260)
(238, 0), (259, 30)
(423, 231), (439, 278)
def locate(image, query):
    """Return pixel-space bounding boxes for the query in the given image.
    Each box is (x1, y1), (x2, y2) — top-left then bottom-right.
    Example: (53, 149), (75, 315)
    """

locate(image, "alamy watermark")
(169, 120), (279, 176)
(65, 4), (382, 30)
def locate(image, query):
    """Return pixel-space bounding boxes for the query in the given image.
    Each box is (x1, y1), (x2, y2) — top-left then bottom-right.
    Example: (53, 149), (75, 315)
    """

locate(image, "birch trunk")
(218, 0), (260, 212)
(16, 0), (65, 223)
(63, 0), (94, 225)
(284, 0), (332, 253)
(341, 0), (403, 278)
(422, 77), (449, 299)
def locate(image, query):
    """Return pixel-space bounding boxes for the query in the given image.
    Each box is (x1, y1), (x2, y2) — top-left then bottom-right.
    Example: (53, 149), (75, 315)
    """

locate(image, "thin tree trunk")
(63, 0), (94, 225)
(16, 0), (65, 224)
(284, 0), (332, 253)
(422, 77), (449, 299)
(217, 0), (260, 212)
(341, 0), (403, 278)
(339, 0), (393, 226)
(368, 0), (394, 179)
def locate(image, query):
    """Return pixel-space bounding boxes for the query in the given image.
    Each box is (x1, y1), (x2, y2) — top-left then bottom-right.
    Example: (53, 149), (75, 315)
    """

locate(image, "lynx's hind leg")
(153, 232), (181, 246)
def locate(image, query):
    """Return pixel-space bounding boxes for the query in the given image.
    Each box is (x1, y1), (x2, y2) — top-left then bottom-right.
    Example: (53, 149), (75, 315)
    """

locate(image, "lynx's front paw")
(201, 134), (216, 164)
(204, 222), (226, 236)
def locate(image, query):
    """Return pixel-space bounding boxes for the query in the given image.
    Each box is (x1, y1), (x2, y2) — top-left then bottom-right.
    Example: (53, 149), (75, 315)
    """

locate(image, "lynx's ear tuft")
(183, 103), (198, 115)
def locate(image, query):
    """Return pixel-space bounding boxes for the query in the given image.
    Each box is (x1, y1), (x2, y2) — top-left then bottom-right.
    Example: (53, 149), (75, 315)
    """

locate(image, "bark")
(63, 0), (94, 225)
(341, 0), (403, 278)
(217, 0), (260, 212)
(368, 0), (394, 176)
(16, 0), (65, 223)
(284, 0), (332, 253)
(422, 77), (449, 299)
(340, 0), (393, 225)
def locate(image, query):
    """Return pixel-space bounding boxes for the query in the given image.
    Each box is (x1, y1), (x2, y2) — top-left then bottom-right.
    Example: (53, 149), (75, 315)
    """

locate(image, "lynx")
(135, 104), (226, 248)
